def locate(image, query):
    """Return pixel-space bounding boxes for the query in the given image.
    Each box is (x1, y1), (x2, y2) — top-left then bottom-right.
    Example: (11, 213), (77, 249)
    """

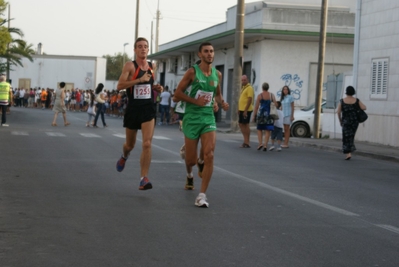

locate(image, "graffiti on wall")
(277, 74), (303, 100)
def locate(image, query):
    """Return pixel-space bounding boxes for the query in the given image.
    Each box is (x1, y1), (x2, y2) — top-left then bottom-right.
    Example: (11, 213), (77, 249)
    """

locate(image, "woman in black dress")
(336, 86), (367, 160)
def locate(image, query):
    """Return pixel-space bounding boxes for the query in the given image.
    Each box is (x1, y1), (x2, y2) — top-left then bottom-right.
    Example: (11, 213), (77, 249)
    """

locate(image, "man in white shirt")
(159, 85), (171, 125)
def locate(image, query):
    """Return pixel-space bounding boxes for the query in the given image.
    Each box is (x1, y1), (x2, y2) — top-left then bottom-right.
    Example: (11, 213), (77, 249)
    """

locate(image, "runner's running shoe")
(139, 177), (153, 190)
(116, 155), (127, 172)
(185, 177), (194, 190)
(195, 193), (209, 208)
(197, 159), (204, 178)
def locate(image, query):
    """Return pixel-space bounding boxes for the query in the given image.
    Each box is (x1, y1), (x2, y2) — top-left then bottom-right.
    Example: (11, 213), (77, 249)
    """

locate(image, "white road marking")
(215, 166), (360, 217)
(153, 136), (171, 140)
(151, 160), (183, 164)
(222, 139), (239, 143)
(80, 133), (101, 138)
(11, 131), (29, 136)
(46, 132), (66, 137)
(134, 138), (399, 236)
(113, 134), (126, 138)
(375, 225), (399, 235)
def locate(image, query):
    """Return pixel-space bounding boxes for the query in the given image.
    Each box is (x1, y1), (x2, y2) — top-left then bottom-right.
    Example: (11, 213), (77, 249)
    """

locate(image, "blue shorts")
(271, 126), (283, 140)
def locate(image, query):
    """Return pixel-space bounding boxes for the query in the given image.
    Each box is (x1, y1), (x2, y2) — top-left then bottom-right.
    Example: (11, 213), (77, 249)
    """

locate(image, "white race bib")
(133, 84), (151, 99)
(194, 90), (213, 107)
(175, 101), (186, 114)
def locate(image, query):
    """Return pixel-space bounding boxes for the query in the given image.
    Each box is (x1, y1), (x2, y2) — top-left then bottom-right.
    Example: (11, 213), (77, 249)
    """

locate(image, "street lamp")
(123, 43), (129, 67)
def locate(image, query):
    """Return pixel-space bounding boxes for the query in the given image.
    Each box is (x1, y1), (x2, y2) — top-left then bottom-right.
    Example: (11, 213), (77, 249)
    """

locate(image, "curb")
(289, 140), (399, 164)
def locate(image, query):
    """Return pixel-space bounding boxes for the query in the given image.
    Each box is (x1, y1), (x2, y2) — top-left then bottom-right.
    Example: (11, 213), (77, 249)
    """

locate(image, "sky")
(8, 0), (355, 58)
(8, 0), (254, 57)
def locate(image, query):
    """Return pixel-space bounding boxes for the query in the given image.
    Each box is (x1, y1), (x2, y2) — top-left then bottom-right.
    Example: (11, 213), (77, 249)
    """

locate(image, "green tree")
(0, 0), (11, 55)
(103, 52), (129, 80)
(0, 1), (36, 74)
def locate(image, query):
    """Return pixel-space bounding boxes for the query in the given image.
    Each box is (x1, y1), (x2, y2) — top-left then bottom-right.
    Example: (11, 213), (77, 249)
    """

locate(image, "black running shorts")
(123, 104), (156, 130)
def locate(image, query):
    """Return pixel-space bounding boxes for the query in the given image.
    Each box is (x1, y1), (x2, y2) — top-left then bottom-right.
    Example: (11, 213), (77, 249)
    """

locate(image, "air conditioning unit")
(167, 58), (176, 73)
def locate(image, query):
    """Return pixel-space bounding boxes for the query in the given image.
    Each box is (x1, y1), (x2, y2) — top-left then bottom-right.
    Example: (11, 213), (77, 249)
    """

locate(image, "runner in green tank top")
(174, 42), (229, 208)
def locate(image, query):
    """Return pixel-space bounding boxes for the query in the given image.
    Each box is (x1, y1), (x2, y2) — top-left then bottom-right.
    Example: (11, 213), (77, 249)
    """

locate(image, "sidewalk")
(216, 122), (399, 164)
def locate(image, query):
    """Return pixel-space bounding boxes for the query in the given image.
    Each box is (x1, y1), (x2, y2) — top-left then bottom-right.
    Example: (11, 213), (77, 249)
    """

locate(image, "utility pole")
(230, 0), (245, 132)
(150, 21), (153, 54)
(135, 0), (139, 41)
(6, 4), (10, 81)
(313, 0), (329, 139)
(155, 0), (160, 53)
(123, 43), (129, 67)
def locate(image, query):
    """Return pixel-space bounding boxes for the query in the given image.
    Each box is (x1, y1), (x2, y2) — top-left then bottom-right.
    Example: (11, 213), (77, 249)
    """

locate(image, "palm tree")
(0, 19), (35, 74)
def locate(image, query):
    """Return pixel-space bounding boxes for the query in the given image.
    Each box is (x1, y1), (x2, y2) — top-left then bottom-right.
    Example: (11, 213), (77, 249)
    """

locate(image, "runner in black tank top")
(115, 37), (164, 191)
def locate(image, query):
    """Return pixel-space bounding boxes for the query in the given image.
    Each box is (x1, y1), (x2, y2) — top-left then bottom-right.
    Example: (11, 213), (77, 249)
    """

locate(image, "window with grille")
(371, 58), (388, 99)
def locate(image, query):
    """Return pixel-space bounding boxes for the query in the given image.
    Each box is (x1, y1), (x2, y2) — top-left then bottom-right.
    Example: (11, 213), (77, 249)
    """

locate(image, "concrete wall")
(322, 0), (399, 147)
(354, 0), (399, 147)
(10, 55), (107, 90)
(258, 40), (353, 108)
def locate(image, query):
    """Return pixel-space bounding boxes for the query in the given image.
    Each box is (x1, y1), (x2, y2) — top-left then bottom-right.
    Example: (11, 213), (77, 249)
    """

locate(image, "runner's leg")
(199, 131), (216, 193)
(184, 137), (199, 170)
(140, 119), (155, 177)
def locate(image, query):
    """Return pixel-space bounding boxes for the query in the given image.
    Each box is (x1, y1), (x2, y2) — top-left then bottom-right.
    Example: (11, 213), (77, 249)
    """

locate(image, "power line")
(143, 0), (156, 16)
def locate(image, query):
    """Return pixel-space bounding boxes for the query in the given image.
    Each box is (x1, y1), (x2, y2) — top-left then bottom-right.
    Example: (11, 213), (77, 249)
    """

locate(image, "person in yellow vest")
(0, 74), (13, 127)
(238, 75), (254, 148)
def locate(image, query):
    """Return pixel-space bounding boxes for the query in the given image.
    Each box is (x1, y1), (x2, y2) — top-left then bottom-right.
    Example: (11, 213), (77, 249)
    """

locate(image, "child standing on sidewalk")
(86, 91), (96, 127)
(269, 101), (284, 151)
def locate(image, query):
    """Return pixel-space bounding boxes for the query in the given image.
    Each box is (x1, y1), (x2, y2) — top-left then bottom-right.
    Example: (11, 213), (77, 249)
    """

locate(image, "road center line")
(150, 141), (359, 217)
(215, 166), (360, 217)
(149, 139), (399, 236)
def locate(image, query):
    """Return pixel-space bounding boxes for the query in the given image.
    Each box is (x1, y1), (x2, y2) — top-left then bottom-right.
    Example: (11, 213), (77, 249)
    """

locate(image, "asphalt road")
(1, 108), (398, 267)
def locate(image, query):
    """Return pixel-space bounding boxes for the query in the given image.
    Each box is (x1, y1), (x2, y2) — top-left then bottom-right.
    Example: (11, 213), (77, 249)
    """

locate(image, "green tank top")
(185, 64), (219, 116)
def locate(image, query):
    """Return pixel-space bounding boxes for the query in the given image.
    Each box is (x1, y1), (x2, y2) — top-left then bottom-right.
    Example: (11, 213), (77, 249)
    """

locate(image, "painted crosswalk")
(153, 136), (171, 140)
(11, 131), (29, 136)
(5, 131), (237, 143)
(8, 131), (174, 140)
(46, 132), (66, 137)
(80, 133), (101, 138)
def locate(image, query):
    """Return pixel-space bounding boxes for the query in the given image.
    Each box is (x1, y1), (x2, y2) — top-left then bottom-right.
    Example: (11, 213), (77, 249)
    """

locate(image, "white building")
(149, 1), (356, 121)
(10, 54), (107, 91)
(322, 0), (399, 147)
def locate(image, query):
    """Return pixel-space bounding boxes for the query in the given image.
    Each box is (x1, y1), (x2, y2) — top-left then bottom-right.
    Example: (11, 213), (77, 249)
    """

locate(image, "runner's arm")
(174, 68), (196, 104)
(117, 61), (142, 90)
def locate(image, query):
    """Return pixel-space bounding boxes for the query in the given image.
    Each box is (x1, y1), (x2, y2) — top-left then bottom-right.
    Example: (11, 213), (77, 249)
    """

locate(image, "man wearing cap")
(0, 74), (13, 126)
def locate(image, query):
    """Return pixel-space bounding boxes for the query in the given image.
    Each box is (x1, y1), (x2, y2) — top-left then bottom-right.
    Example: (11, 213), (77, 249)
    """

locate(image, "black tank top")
(127, 61), (154, 107)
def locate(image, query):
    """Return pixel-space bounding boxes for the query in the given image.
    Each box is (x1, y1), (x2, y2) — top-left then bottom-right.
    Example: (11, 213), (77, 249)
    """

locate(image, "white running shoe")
(1, 123), (9, 127)
(277, 147), (282, 152)
(269, 146), (275, 151)
(195, 193), (209, 208)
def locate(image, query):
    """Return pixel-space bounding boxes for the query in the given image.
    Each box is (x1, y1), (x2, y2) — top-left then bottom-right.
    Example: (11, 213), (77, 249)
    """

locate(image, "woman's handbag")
(356, 98), (368, 123)
(269, 93), (279, 120)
